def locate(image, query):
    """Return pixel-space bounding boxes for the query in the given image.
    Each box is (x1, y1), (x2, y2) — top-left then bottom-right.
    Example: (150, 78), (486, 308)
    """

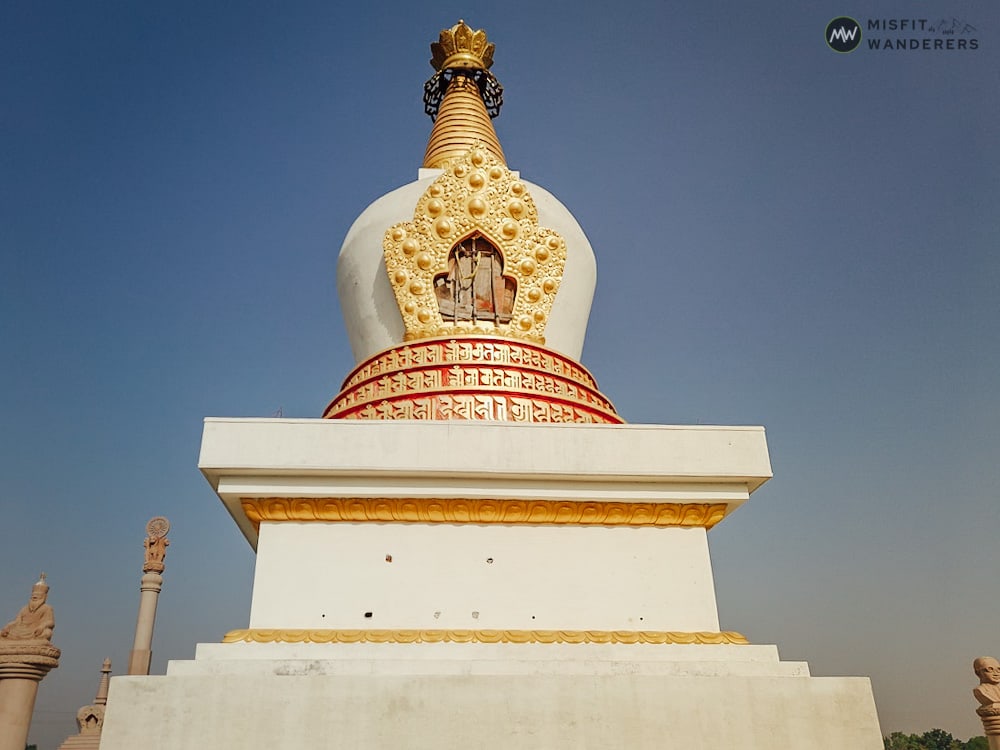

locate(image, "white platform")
(97, 418), (885, 748)
(175, 641), (810, 677)
(101, 667), (882, 749)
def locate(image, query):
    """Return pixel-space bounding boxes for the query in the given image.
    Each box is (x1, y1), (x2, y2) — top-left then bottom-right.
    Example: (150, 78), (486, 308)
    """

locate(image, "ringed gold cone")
(423, 74), (505, 168)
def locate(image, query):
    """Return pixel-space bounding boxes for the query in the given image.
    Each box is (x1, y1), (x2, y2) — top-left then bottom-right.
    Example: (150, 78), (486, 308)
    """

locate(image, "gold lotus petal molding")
(240, 498), (729, 531)
(383, 146), (566, 344)
(222, 629), (749, 645)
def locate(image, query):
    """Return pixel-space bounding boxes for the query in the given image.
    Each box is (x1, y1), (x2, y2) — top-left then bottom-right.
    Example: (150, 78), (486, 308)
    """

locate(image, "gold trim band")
(222, 629), (749, 645)
(241, 498), (728, 531)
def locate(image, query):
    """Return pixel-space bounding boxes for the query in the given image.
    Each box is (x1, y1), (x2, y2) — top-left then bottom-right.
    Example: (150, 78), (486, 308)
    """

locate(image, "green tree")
(883, 729), (983, 750)
(885, 732), (922, 750)
(920, 728), (958, 750)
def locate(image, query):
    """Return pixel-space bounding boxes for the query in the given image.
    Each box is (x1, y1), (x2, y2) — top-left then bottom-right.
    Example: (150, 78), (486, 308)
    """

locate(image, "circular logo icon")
(826, 17), (862, 52)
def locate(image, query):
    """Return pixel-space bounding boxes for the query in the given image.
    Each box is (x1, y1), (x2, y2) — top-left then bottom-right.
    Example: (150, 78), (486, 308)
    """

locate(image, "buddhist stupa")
(100, 22), (884, 749)
(331, 20), (616, 425)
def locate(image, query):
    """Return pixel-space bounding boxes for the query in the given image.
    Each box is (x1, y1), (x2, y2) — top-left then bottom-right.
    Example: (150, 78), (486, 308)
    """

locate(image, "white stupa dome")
(337, 173), (596, 364)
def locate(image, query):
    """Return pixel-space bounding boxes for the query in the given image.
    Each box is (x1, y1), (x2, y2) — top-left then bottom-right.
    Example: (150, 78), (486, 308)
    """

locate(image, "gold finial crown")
(430, 20), (495, 71)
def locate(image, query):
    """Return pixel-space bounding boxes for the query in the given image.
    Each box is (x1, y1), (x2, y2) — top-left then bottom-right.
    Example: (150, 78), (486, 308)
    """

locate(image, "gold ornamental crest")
(383, 146), (566, 344)
(430, 19), (494, 72)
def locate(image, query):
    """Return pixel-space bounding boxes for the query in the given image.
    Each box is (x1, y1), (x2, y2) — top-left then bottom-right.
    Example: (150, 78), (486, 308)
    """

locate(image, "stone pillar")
(0, 574), (60, 750)
(972, 657), (1000, 750)
(978, 707), (1000, 750)
(57, 658), (111, 750)
(127, 517), (170, 676)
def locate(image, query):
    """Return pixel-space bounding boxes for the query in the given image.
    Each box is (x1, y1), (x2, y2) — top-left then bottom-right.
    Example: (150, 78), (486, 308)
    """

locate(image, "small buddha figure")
(435, 235), (515, 324)
(1, 573), (55, 642)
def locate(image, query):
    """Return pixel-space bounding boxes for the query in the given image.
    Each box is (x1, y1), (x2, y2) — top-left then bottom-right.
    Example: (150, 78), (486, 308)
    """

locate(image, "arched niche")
(433, 234), (516, 324)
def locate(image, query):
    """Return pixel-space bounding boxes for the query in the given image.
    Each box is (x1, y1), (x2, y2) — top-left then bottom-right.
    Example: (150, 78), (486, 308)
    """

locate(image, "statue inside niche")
(434, 234), (515, 324)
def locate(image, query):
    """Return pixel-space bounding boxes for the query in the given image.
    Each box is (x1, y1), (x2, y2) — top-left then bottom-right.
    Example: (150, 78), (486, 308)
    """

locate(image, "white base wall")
(251, 522), (720, 631)
(162, 419), (887, 747)
(101, 667), (883, 749)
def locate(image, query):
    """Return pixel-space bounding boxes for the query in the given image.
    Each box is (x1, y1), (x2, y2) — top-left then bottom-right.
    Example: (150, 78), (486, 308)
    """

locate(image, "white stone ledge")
(167, 656), (809, 678)
(199, 419), (772, 548)
(191, 642), (782, 663)
(200, 419), (772, 487)
(214, 476), (752, 503)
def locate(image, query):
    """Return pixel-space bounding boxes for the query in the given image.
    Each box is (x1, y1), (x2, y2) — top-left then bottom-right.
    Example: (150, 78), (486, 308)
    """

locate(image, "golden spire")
(422, 21), (506, 169)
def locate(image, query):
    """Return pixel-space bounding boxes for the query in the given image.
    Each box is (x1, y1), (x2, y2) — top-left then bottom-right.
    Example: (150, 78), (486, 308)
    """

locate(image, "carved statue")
(143, 535), (169, 563)
(1, 574), (55, 642)
(973, 656), (1000, 739)
(975, 657), (1000, 706)
(143, 516), (170, 573)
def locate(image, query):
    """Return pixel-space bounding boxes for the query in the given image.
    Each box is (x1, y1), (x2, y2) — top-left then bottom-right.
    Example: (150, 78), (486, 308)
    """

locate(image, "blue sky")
(2, 1), (998, 746)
